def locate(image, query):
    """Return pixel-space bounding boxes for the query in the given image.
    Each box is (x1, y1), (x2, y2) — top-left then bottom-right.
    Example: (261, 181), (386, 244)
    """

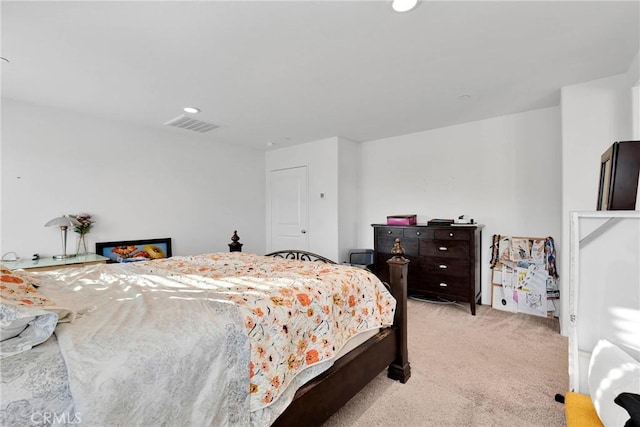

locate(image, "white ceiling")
(2, 1), (639, 150)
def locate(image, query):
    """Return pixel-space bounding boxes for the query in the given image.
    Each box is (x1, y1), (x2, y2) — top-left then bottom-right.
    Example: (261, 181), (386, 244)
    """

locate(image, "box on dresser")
(386, 215), (417, 226)
(371, 223), (483, 315)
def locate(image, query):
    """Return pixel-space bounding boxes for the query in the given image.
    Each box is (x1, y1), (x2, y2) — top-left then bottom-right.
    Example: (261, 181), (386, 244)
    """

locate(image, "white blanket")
(38, 264), (250, 426)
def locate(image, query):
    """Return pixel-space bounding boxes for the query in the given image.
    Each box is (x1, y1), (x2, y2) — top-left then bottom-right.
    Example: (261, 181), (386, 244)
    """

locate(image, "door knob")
(301, 230), (307, 234)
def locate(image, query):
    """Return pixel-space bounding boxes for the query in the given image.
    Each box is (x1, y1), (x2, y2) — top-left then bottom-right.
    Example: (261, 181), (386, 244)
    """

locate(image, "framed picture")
(597, 141), (640, 210)
(95, 238), (172, 263)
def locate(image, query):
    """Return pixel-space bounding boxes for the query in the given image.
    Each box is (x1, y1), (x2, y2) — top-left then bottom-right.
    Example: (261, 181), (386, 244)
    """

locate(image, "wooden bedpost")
(387, 238), (411, 383)
(228, 230), (243, 252)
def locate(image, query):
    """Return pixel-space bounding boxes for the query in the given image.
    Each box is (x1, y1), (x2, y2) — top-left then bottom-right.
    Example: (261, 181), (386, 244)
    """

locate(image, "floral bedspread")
(130, 252), (396, 411)
(1, 252), (395, 425)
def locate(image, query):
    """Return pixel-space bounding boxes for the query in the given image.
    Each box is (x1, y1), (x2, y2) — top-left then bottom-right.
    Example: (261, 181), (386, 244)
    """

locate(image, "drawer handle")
(438, 246), (448, 251)
(449, 232), (454, 237)
(416, 231), (421, 236)
(387, 230), (392, 234)
(439, 283), (448, 287)
(439, 264), (448, 269)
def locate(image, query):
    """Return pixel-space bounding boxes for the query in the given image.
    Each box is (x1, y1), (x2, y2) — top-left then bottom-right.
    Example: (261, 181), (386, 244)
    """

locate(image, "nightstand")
(3, 253), (109, 272)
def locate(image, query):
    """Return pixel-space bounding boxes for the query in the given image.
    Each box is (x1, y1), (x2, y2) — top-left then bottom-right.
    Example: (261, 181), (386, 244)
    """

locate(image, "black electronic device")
(427, 218), (454, 226)
(347, 249), (374, 267)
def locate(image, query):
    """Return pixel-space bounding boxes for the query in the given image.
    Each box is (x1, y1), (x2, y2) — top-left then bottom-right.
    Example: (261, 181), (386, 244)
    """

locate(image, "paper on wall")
(515, 267), (528, 289)
(516, 265), (548, 317)
(530, 239), (545, 263)
(521, 264), (549, 291)
(517, 289), (547, 317)
(491, 284), (517, 313)
(498, 237), (511, 262)
(510, 238), (531, 261)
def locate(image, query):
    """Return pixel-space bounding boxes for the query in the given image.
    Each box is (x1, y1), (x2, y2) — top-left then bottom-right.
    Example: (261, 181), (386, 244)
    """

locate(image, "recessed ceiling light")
(183, 107), (200, 114)
(392, 0), (419, 13)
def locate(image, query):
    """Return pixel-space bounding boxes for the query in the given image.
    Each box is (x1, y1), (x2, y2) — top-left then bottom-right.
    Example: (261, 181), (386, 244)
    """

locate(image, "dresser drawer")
(421, 239), (469, 258)
(423, 275), (468, 295)
(433, 229), (471, 241)
(403, 228), (432, 239)
(423, 257), (469, 278)
(376, 227), (403, 239)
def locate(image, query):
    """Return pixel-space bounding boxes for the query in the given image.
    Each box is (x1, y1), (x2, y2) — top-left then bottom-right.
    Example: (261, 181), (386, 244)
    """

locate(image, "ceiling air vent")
(163, 114), (220, 133)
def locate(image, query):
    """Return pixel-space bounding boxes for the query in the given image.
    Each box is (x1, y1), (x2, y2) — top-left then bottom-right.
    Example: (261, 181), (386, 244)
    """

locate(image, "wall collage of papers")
(490, 235), (560, 317)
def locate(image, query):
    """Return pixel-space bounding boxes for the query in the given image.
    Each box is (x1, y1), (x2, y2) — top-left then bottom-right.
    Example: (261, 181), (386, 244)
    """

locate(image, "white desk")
(3, 253), (109, 272)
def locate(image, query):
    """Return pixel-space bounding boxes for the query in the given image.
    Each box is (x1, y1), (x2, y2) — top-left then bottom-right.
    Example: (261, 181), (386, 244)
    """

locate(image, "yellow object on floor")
(565, 392), (603, 427)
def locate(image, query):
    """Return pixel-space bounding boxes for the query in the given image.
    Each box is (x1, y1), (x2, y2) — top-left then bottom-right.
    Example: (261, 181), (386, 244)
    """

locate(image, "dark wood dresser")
(372, 224), (483, 315)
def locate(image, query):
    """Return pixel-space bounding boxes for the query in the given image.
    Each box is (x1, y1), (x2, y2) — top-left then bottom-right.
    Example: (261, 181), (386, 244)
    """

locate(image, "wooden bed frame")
(262, 239), (411, 426)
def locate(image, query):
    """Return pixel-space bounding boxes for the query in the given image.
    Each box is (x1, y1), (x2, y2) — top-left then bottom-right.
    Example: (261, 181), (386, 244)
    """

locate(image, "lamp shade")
(45, 215), (81, 259)
(45, 216), (81, 228)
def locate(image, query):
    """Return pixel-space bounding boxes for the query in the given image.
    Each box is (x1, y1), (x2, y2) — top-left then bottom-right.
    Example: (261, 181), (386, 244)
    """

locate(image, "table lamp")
(45, 215), (81, 259)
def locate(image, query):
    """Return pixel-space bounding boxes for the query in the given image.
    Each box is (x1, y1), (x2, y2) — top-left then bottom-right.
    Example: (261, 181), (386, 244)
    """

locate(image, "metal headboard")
(264, 250), (336, 264)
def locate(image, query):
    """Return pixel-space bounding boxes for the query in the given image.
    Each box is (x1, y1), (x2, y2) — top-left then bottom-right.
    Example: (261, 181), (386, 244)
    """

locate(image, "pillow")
(0, 302), (57, 356)
(0, 312), (35, 341)
(589, 339), (640, 427)
(0, 268), (75, 355)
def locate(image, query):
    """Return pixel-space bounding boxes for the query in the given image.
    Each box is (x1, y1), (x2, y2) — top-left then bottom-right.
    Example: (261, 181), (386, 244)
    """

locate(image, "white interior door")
(270, 166), (309, 251)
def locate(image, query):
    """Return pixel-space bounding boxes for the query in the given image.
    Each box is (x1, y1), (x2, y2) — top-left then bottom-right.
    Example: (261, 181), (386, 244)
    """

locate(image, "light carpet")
(323, 299), (568, 426)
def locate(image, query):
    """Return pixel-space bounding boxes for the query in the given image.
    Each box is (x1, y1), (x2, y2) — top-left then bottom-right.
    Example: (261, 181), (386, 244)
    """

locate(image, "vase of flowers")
(71, 213), (94, 255)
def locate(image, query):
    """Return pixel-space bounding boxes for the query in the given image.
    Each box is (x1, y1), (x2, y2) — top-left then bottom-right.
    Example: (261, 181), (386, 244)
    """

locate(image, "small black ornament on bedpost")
(387, 238), (411, 383)
(228, 230), (243, 252)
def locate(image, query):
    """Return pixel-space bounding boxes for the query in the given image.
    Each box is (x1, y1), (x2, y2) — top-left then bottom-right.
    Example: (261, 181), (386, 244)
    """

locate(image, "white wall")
(337, 138), (360, 263)
(560, 73), (633, 207)
(358, 107), (563, 305)
(630, 52), (640, 139)
(1, 99), (266, 259)
(560, 54), (639, 334)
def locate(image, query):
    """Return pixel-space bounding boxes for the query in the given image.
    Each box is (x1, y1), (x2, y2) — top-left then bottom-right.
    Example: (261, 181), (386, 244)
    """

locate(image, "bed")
(0, 239), (410, 426)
